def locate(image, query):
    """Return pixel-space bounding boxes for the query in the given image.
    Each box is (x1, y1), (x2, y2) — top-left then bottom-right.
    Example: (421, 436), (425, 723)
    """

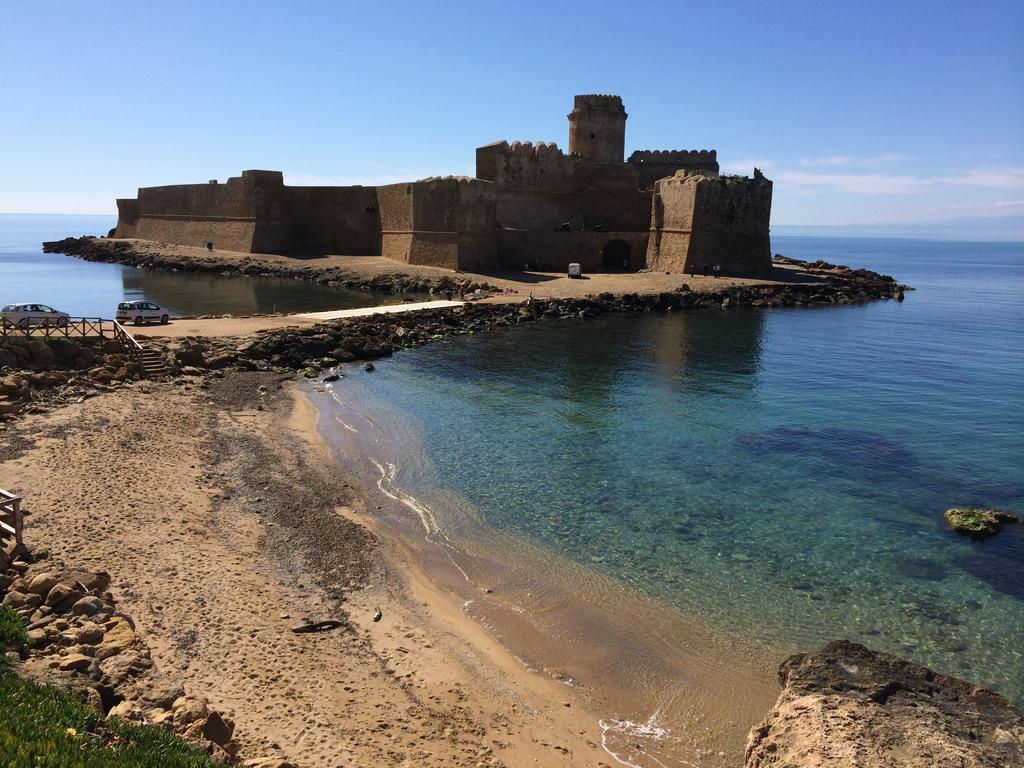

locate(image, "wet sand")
(310, 378), (781, 767)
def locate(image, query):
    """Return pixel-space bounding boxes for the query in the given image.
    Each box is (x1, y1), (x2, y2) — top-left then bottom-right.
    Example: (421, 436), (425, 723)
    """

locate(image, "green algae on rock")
(944, 507), (1019, 539)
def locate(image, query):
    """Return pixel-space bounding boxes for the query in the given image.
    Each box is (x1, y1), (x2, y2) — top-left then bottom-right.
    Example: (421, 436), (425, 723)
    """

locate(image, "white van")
(116, 301), (170, 325)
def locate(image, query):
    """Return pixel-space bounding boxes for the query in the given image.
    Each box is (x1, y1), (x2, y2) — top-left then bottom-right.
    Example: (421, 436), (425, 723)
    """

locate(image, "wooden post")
(13, 496), (23, 548)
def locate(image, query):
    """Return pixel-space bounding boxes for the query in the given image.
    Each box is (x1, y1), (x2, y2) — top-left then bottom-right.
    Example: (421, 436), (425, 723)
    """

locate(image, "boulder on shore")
(744, 640), (1024, 768)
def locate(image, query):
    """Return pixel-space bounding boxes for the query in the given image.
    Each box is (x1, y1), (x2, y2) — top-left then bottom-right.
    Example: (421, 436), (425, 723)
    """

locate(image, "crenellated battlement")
(416, 175), (493, 188)
(629, 149), (720, 190)
(572, 94), (626, 112)
(628, 149), (717, 163)
(657, 169), (770, 188)
(475, 139), (580, 187)
(478, 140), (565, 159)
(507, 140), (563, 156)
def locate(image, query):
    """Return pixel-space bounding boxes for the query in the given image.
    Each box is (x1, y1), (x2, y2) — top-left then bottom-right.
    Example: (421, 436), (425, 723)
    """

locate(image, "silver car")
(0, 303), (70, 328)
(116, 300), (170, 325)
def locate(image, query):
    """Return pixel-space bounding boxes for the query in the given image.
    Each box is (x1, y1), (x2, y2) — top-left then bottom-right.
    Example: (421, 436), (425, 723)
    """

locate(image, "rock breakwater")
(153, 268), (908, 379)
(42, 236), (910, 308)
(42, 237), (497, 296)
(9, 239), (910, 421)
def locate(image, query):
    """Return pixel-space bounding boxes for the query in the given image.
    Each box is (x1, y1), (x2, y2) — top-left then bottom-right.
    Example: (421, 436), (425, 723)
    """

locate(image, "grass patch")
(0, 670), (222, 767)
(0, 605), (28, 659)
(0, 605), (28, 644)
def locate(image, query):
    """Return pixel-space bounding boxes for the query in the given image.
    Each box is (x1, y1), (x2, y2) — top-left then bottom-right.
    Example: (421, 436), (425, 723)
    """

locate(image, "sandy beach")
(0, 371), (779, 767)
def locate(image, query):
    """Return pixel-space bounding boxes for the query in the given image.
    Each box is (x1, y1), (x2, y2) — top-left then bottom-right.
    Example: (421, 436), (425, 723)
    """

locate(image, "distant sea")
(312, 230), (1024, 702)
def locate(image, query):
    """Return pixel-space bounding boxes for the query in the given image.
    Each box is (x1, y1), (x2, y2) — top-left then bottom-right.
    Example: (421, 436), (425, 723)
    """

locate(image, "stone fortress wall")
(647, 169), (773, 274)
(377, 177), (498, 271)
(113, 96), (772, 275)
(114, 170), (380, 256)
(115, 171), (264, 253)
(474, 138), (651, 271)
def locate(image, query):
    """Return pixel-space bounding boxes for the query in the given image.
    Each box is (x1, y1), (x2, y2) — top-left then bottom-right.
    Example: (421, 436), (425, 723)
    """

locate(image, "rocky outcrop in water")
(744, 640), (1024, 768)
(944, 507), (1020, 539)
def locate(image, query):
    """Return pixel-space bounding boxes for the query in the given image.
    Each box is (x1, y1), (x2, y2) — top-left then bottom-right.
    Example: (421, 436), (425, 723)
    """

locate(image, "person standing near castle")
(703, 263), (709, 277)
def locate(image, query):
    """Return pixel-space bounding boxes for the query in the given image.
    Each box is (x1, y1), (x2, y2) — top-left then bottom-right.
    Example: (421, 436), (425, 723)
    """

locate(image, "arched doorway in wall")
(602, 239), (632, 271)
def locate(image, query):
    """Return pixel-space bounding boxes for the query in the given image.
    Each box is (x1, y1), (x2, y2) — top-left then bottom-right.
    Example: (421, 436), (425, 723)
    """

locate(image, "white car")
(0, 303), (70, 328)
(116, 300), (170, 325)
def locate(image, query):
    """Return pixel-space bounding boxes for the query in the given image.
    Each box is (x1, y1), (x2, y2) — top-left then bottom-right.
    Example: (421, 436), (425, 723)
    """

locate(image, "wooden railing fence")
(2, 317), (117, 340)
(0, 488), (24, 550)
(0, 317), (144, 368)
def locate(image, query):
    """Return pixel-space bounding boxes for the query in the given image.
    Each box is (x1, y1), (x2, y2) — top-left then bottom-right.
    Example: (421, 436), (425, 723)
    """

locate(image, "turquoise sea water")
(317, 233), (1024, 701)
(0, 214), (405, 317)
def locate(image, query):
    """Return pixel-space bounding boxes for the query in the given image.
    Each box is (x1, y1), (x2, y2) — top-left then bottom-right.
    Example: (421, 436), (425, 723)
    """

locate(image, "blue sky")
(1, 0), (1021, 227)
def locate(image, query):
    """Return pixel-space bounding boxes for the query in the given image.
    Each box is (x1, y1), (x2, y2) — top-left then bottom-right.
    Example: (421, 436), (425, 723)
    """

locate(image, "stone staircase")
(138, 347), (169, 378)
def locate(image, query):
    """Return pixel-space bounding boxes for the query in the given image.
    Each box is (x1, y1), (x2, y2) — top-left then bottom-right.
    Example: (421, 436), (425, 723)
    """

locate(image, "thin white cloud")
(776, 171), (929, 195)
(798, 152), (911, 167)
(776, 166), (1024, 195)
(921, 199), (1024, 219)
(937, 168), (1024, 189)
(720, 159), (774, 175)
(798, 155), (852, 167)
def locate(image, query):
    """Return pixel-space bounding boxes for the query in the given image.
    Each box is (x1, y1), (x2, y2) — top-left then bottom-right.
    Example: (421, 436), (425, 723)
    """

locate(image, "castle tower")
(568, 94), (628, 163)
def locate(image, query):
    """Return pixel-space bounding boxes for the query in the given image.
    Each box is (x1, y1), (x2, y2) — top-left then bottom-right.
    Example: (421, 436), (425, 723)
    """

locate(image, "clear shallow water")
(0, 214), (407, 317)
(318, 233), (1024, 701)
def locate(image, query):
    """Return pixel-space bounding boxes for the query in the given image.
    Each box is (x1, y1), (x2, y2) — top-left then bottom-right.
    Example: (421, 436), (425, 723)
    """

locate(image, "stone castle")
(114, 95), (773, 275)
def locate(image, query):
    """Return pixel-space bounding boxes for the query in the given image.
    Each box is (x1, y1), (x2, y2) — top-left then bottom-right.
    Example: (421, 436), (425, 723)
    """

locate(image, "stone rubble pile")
(0, 553), (293, 766)
(0, 338), (140, 417)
